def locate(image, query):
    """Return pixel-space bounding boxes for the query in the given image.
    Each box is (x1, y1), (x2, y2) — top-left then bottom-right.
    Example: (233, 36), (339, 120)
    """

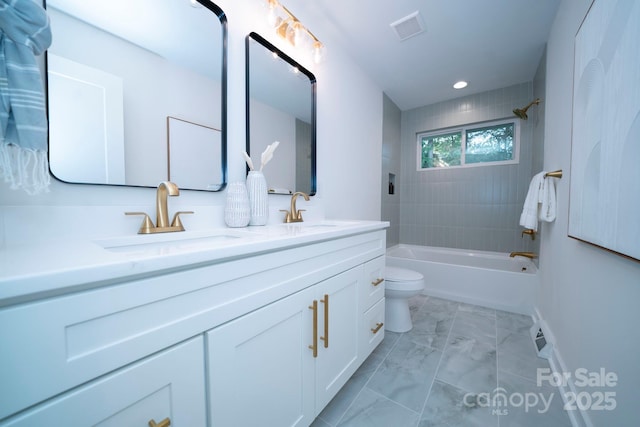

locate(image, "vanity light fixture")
(453, 80), (468, 89)
(266, 0), (324, 63)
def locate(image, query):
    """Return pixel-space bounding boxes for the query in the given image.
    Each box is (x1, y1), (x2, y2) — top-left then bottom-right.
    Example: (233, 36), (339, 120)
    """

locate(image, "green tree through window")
(418, 120), (517, 169)
(466, 123), (514, 164)
(421, 132), (461, 168)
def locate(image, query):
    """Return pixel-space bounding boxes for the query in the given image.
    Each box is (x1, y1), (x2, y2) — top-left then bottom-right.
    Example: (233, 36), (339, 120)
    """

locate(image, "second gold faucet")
(281, 192), (310, 223)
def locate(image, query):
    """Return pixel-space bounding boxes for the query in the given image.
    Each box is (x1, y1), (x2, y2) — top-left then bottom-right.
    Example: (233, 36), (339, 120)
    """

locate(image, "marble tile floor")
(311, 295), (574, 427)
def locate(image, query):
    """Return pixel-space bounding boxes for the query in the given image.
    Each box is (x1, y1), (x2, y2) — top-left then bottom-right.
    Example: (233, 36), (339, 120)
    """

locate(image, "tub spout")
(509, 251), (538, 259)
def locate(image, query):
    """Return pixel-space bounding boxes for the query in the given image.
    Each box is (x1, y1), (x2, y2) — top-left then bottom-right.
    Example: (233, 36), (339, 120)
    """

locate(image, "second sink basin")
(94, 230), (248, 255)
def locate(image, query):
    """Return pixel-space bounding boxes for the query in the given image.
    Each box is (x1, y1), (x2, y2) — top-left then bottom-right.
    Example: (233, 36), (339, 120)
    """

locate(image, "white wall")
(540, 1), (640, 425)
(314, 46), (383, 220)
(0, 0), (383, 244)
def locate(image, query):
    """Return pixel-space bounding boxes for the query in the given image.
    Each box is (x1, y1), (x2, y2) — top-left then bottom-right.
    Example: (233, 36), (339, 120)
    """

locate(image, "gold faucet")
(156, 181), (179, 228)
(281, 191), (310, 223)
(125, 181), (193, 234)
(509, 251), (538, 259)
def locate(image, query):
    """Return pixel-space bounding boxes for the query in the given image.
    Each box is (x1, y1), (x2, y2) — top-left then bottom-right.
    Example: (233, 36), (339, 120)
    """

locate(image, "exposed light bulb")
(267, 0), (278, 27)
(313, 41), (324, 64)
(286, 23), (296, 46)
(293, 22), (305, 47)
(266, 0), (325, 63)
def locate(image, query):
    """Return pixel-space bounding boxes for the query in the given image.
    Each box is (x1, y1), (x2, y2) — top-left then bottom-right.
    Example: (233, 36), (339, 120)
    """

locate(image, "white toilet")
(384, 266), (425, 333)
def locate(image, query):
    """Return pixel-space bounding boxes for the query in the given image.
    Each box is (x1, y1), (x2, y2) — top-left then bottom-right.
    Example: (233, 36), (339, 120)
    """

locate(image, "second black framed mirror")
(246, 32), (316, 196)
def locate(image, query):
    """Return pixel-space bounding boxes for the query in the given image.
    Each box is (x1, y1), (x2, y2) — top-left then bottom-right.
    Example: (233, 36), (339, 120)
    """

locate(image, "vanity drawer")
(361, 297), (385, 356)
(1, 336), (206, 427)
(360, 255), (385, 311)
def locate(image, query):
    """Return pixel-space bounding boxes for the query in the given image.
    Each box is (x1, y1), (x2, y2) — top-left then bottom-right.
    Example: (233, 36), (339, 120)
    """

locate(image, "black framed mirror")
(45, 0), (227, 191)
(246, 32), (316, 196)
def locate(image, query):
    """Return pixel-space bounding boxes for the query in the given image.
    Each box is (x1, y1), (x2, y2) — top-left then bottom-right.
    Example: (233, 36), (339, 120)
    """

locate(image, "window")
(418, 119), (518, 170)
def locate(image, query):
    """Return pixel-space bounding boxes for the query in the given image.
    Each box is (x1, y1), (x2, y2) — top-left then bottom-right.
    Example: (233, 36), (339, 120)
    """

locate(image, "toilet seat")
(385, 266), (424, 291)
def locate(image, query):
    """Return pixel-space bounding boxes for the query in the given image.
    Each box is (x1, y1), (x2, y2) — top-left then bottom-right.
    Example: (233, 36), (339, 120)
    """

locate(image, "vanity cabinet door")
(207, 286), (316, 427)
(314, 267), (361, 411)
(1, 337), (206, 427)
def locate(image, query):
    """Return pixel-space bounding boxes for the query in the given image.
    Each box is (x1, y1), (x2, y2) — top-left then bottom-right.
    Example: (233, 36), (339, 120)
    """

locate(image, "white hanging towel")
(539, 172), (557, 223)
(520, 171), (557, 232)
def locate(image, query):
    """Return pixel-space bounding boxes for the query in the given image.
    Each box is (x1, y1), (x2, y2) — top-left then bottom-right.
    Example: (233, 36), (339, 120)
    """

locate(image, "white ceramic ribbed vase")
(224, 182), (251, 227)
(246, 171), (269, 226)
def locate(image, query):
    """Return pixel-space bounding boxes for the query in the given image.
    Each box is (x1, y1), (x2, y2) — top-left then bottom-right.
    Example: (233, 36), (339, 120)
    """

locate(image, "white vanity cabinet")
(207, 266), (362, 426)
(0, 225), (387, 427)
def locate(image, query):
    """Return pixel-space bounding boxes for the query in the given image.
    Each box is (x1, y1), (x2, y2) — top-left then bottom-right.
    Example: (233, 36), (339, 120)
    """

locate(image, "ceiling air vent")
(390, 11), (425, 41)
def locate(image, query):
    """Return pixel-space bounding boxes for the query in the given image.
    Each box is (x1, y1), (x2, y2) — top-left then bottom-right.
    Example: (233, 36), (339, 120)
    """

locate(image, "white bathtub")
(386, 244), (539, 314)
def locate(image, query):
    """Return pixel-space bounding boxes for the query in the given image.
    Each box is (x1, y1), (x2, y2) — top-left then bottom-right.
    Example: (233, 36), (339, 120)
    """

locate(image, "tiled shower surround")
(383, 59), (546, 253)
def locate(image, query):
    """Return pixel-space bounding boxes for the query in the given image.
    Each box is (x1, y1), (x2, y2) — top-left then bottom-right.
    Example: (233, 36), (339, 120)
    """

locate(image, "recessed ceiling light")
(453, 81), (468, 89)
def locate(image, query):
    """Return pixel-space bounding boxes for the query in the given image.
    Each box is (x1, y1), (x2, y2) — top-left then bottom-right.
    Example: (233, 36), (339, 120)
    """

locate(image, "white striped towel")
(0, 0), (52, 194)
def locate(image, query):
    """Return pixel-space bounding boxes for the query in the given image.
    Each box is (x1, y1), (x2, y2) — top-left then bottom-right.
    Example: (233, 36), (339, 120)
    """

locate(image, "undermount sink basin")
(278, 222), (339, 232)
(286, 223), (337, 228)
(261, 221), (342, 236)
(94, 230), (247, 255)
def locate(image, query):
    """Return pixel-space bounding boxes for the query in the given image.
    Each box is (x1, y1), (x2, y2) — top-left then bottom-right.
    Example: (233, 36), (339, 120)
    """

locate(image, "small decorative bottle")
(246, 171), (268, 225)
(224, 182), (251, 227)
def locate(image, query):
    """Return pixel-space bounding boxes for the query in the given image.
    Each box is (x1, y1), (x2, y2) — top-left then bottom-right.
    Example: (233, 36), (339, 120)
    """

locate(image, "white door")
(207, 287), (316, 427)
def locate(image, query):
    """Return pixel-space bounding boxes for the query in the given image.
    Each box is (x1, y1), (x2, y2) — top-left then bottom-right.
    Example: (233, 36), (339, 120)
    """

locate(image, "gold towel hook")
(544, 170), (563, 179)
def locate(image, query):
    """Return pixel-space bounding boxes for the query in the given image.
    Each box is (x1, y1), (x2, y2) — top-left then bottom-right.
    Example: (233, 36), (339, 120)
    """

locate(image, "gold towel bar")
(544, 170), (563, 179)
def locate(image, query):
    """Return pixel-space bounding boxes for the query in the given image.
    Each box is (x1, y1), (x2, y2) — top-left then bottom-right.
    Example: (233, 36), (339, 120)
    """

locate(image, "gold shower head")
(513, 98), (541, 120)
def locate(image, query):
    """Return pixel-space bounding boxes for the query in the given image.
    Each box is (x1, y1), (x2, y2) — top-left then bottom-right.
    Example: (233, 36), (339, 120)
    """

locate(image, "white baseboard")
(532, 307), (593, 427)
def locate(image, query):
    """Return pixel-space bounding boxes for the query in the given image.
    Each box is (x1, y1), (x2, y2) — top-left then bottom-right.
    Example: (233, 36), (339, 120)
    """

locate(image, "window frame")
(416, 118), (520, 171)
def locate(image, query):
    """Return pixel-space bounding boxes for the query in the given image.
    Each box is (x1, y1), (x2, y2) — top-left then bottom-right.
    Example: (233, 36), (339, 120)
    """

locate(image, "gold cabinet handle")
(148, 418), (171, 427)
(320, 294), (329, 349)
(308, 300), (318, 358)
(371, 322), (384, 334)
(371, 278), (384, 286)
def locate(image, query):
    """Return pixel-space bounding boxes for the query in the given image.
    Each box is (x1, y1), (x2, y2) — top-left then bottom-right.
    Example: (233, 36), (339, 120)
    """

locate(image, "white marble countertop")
(0, 220), (388, 305)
